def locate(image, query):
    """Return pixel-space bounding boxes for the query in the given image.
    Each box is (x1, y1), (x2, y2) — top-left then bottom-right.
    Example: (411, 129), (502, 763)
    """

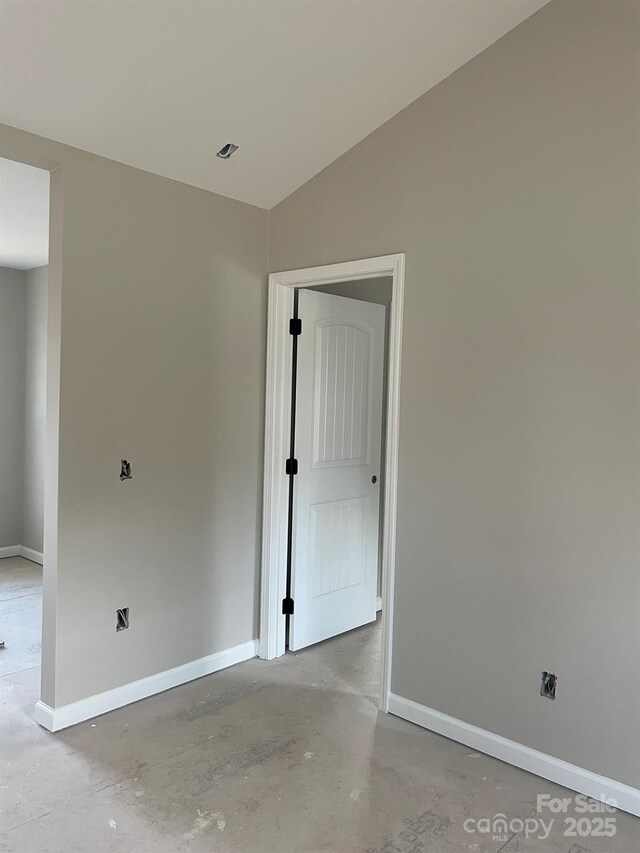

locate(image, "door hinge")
(282, 597), (294, 615)
(289, 318), (302, 336)
(285, 458), (298, 476)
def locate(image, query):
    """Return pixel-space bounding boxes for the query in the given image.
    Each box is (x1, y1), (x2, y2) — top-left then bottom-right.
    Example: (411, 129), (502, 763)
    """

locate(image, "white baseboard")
(34, 639), (258, 732)
(20, 546), (43, 565)
(388, 693), (640, 818)
(0, 545), (43, 564)
(0, 545), (20, 559)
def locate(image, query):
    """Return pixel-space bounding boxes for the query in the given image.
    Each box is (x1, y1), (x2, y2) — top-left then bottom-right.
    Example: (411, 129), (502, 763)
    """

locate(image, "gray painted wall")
(0, 125), (269, 707)
(270, 0), (640, 788)
(23, 265), (48, 553)
(0, 266), (26, 548)
(309, 277), (392, 308)
(0, 264), (47, 553)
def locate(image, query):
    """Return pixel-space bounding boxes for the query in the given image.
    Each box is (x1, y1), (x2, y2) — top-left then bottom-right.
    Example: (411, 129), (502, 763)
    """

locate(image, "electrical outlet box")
(116, 608), (130, 631)
(540, 670), (557, 699)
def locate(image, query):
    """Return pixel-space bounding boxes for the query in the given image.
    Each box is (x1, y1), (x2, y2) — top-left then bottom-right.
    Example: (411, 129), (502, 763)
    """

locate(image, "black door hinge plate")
(282, 597), (294, 615)
(285, 458), (298, 476)
(289, 318), (302, 336)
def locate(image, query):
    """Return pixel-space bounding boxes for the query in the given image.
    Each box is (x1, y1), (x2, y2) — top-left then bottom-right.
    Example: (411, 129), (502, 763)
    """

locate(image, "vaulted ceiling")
(0, 0), (549, 209)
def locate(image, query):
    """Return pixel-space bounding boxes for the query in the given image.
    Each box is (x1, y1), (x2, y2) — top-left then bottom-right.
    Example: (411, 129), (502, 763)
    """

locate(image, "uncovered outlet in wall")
(116, 608), (130, 632)
(540, 671), (557, 700)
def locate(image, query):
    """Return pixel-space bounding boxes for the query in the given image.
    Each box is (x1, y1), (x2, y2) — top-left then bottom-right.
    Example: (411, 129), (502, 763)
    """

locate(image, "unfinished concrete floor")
(0, 557), (42, 680)
(1, 573), (639, 852)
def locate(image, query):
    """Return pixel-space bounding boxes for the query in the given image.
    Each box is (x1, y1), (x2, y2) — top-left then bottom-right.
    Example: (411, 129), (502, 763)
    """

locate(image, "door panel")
(310, 497), (366, 598)
(313, 322), (371, 467)
(290, 290), (385, 651)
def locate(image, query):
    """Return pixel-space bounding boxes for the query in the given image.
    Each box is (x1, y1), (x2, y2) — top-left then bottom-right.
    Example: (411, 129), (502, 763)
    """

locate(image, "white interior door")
(290, 289), (385, 651)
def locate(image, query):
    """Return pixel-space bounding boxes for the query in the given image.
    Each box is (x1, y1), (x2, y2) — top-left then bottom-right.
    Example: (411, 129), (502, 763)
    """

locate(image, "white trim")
(20, 546), (43, 565)
(388, 693), (640, 818)
(0, 545), (43, 564)
(376, 596), (382, 612)
(259, 278), (295, 661)
(0, 546), (20, 559)
(259, 253), (404, 717)
(33, 639), (258, 732)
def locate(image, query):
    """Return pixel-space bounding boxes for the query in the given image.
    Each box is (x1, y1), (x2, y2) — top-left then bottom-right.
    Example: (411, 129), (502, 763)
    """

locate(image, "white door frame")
(259, 253), (405, 713)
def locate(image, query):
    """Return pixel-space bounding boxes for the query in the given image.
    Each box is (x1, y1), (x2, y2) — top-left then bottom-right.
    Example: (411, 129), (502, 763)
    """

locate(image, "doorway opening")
(0, 157), (49, 690)
(260, 254), (405, 712)
(0, 154), (61, 721)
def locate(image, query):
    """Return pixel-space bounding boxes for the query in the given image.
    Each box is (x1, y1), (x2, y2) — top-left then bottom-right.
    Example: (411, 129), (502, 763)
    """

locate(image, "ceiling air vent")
(216, 143), (239, 160)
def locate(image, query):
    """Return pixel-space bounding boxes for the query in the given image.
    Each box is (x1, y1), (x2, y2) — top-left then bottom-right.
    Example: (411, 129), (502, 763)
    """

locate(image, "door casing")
(259, 254), (405, 713)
